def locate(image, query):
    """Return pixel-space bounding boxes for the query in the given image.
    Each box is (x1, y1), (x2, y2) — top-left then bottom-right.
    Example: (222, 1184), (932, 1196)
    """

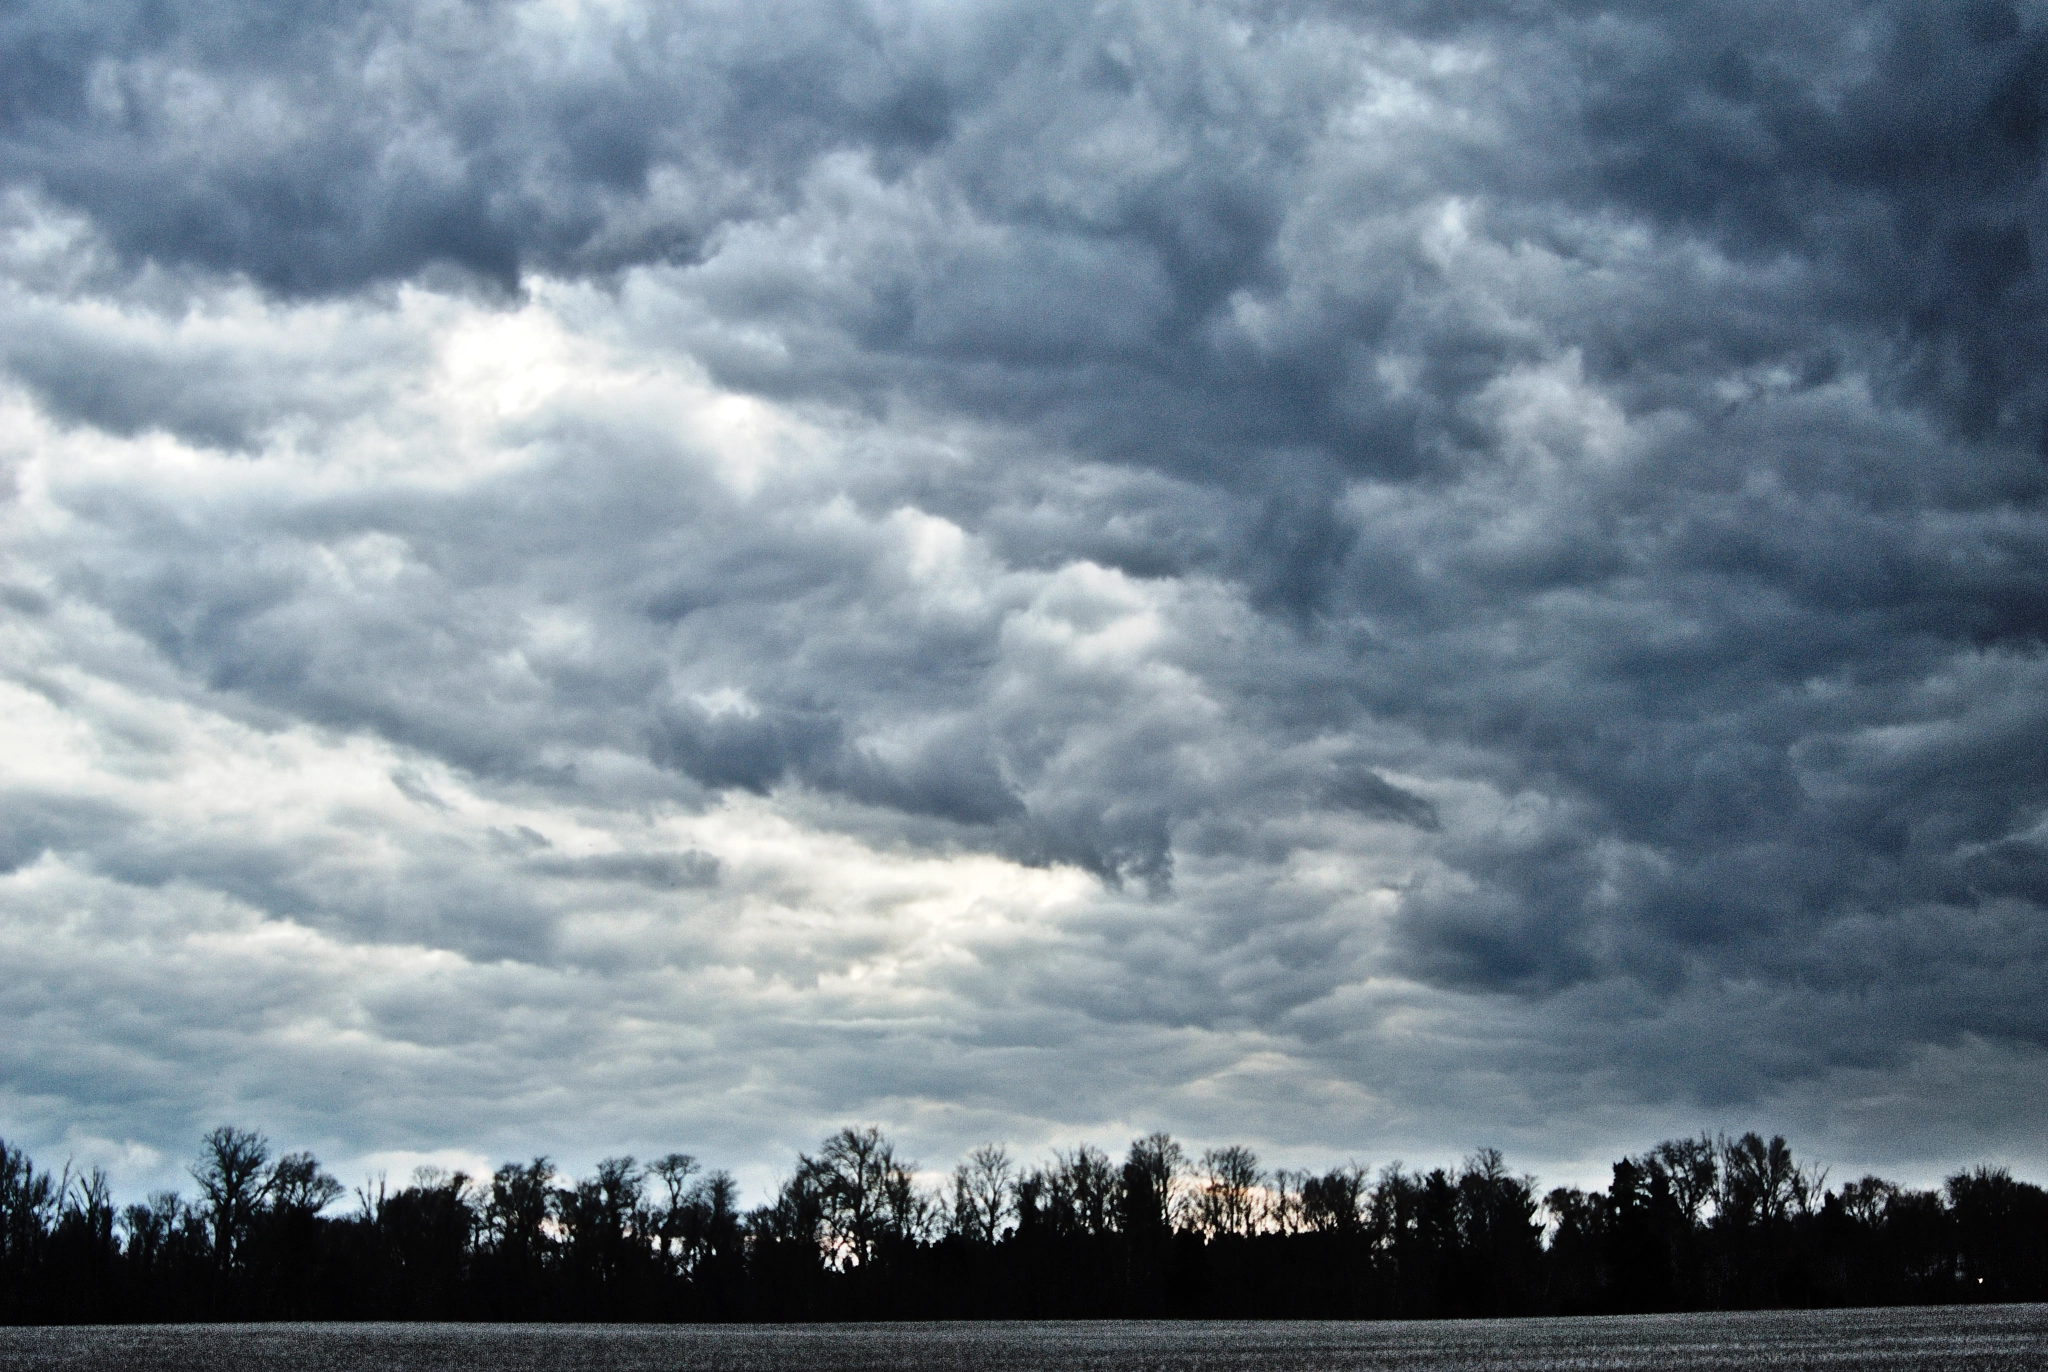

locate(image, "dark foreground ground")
(1, 1306), (2045, 1372)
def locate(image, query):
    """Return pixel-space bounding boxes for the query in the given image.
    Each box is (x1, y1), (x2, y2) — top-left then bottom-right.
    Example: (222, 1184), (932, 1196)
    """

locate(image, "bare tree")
(1300, 1164), (1369, 1236)
(1268, 1169), (1309, 1236)
(55, 1165), (116, 1263)
(1455, 1148), (1541, 1264)
(267, 1153), (344, 1215)
(484, 1157), (555, 1266)
(649, 1153), (698, 1210)
(191, 1126), (270, 1271)
(557, 1157), (647, 1286)
(1119, 1132), (1185, 1236)
(1793, 1158), (1831, 1217)
(1839, 1175), (1897, 1227)
(884, 1151), (938, 1244)
(0, 1138), (58, 1274)
(648, 1153), (698, 1274)
(118, 1191), (191, 1274)
(1042, 1146), (1120, 1238)
(950, 1144), (1013, 1244)
(1649, 1135), (1719, 1225)
(1719, 1133), (1800, 1225)
(1196, 1145), (1263, 1238)
(677, 1169), (742, 1275)
(748, 1168), (825, 1251)
(800, 1126), (922, 1268)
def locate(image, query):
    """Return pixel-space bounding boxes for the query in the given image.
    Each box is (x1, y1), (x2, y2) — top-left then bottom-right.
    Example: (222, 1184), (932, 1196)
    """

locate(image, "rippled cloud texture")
(3, 0), (2045, 1195)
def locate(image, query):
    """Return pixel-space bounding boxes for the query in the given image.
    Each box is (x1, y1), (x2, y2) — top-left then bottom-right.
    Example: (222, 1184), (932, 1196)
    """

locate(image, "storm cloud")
(1, 0), (2044, 1197)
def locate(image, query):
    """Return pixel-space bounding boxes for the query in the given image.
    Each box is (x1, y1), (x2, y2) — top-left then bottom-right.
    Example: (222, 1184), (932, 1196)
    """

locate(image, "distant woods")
(2, 1125), (2043, 1323)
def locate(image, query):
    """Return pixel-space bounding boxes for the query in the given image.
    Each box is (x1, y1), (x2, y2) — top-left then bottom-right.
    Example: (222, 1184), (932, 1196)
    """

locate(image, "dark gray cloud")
(1, 0), (2045, 1196)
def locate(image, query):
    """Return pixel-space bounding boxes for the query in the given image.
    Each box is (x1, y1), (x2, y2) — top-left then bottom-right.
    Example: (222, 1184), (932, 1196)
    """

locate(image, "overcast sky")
(3, 0), (2045, 1203)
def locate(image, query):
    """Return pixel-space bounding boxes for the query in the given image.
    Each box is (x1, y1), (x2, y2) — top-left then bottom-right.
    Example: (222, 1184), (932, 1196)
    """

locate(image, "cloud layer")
(2, 0), (2045, 1197)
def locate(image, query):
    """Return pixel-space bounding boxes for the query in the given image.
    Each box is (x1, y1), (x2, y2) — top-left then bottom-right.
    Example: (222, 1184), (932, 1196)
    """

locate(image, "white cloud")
(2, 0), (2046, 1202)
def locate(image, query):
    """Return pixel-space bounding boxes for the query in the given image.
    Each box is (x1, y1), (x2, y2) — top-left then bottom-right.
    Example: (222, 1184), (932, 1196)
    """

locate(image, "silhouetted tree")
(267, 1154), (344, 1215)
(1947, 1165), (2048, 1300)
(1300, 1164), (1368, 1236)
(244, 1151), (340, 1319)
(372, 1169), (476, 1318)
(799, 1127), (927, 1273)
(1195, 1145), (1262, 1238)
(1043, 1146), (1119, 1240)
(677, 1168), (744, 1310)
(1452, 1149), (1541, 1315)
(44, 1166), (119, 1321)
(648, 1153), (697, 1279)
(0, 1140), (57, 1320)
(949, 1144), (1013, 1245)
(190, 1126), (269, 1280)
(1602, 1155), (1676, 1311)
(743, 1167), (829, 1318)
(1651, 1135), (1719, 1225)
(476, 1158), (554, 1316)
(1542, 1184), (1606, 1311)
(1719, 1132), (1803, 1226)
(485, 1159), (552, 1250)
(1118, 1132), (1183, 1239)
(557, 1157), (652, 1314)
(3, 1124), (2045, 1324)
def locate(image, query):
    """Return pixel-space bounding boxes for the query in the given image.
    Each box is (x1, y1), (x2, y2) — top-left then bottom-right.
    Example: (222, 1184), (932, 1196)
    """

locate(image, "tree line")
(1, 1125), (2042, 1322)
